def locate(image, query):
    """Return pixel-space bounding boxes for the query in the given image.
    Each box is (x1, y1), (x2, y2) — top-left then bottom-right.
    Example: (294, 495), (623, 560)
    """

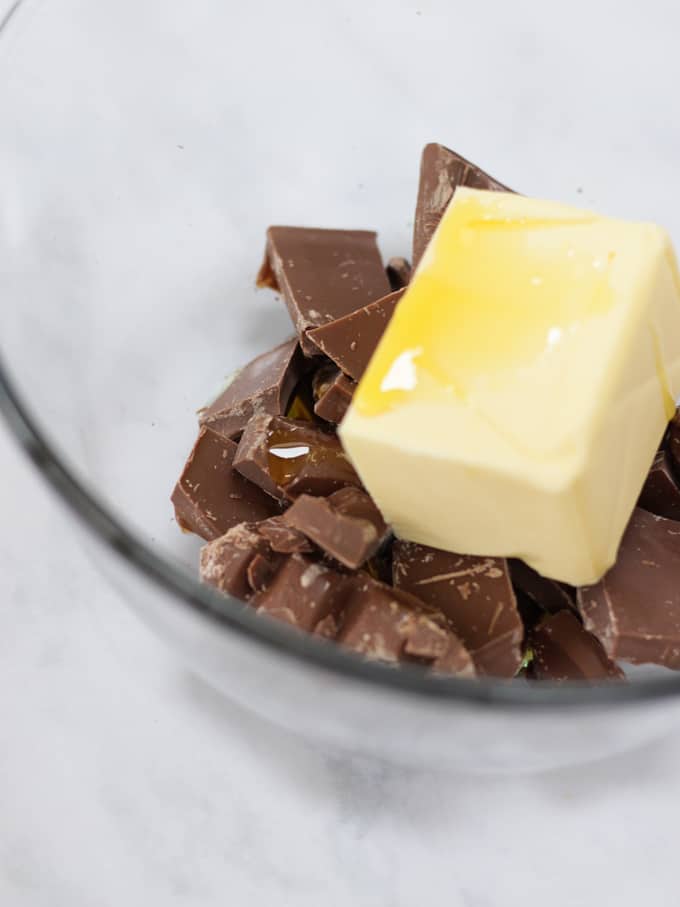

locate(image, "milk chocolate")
(257, 516), (313, 554)
(247, 553), (279, 593)
(638, 449), (680, 520)
(198, 338), (305, 441)
(337, 575), (475, 675)
(392, 541), (522, 677)
(667, 407), (680, 475)
(578, 508), (680, 668)
(233, 413), (362, 501)
(256, 227), (391, 356)
(386, 256), (412, 291)
(200, 523), (277, 599)
(171, 428), (280, 540)
(412, 143), (511, 266)
(252, 554), (351, 632)
(530, 611), (623, 683)
(306, 289), (403, 381)
(509, 559), (577, 615)
(314, 370), (356, 423)
(283, 486), (389, 569)
(311, 361), (341, 402)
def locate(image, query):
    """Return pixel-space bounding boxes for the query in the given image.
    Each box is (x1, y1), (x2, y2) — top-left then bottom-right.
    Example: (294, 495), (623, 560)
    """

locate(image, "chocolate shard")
(578, 507), (680, 669)
(251, 554), (351, 632)
(638, 449), (680, 520)
(200, 523), (278, 599)
(306, 289), (404, 381)
(198, 338), (306, 441)
(667, 407), (680, 475)
(386, 256), (412, 291)
(336, 575), (475, 676)
(509, 558), (577, 615)
(233, 413), (362, 501)
(392, 540), (523, 678)
(283, 486), (389, 569)
(314, 370), (356, 424)
(312, 361), (341, 402)
(256, 226), (391, 356)
(530, 611), (624, 683)
(171, 427), (280, 540)
(247, 553), (279, 593)
(257, 515), (314, 554)
(412, 143), (512, 267)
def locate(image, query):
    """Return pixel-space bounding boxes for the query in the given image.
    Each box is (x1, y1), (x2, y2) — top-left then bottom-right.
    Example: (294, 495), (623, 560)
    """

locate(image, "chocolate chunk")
(386, 256), (412, 291)
(336, 575), (474, 675)
(638, 449), (680, 520)
(509, 558), (577, 615)
(200, 523), (277, 599)
(247, 554), (279, 593)
(252, 554), (350, 632)
(283, 487), (389, 569)
(311, 361), (341, 402)
(667, 407), (680, 475)
(530, 611), (624, 683)
(199, 338), (305, 440)
(392, 541), (522, 677)
(578, 508), (680, 668)
(256, 227), (391, 356)
(171, 428), (280, 540)
(257, 516), (313, 554)
(513, 590), (546, 639)
(306, 289), (404, 381)
(362, 540), (395, 585)
(413, 143), (512, 266)
(314, 370), (356, 423)
(233, 413), (362, 501)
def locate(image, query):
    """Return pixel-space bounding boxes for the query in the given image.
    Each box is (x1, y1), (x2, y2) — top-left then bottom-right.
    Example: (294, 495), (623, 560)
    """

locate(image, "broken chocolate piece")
(314, 371), (356, 423)
(171, 428), (280, 540)
(412, 143), (511, 266)
(234, 413), (362, 501)
(638, 449), (680, 520)
(256, 227), (391, 356)
(386, 256), (412, 291)
(252, 554), (350, 632)
(667, 407), (680, 476)
(337, 575), (474, 675)
(578, 507), (680, 669)
(283, 486), (389, 569)
(530, 611), (624, 682)
(513, 590), (545, 639)
(247, 553), (279, 593)
(392, 540), (522, 677)
(257, 516), (314, 554)
(311, 361), (340, 402)
(306, 289), (403, 381)
(199, 338), (305, 440)
(200, 523), (277, 599)
(509, 559), (577, 615)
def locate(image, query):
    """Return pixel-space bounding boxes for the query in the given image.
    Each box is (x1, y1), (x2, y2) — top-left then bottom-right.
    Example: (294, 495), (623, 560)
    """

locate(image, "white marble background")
(5, 0), (680, 903)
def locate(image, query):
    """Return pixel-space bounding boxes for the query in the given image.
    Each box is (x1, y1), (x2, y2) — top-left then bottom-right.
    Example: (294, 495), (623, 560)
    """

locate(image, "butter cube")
(340, 189), (680, 585)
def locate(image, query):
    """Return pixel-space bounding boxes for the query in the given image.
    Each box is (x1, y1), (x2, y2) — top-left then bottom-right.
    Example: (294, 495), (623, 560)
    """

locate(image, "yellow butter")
(340, 189), (680, 585)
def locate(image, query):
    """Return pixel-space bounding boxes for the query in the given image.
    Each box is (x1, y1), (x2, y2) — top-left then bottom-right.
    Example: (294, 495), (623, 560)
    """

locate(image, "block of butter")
(340, 189), (680, 585)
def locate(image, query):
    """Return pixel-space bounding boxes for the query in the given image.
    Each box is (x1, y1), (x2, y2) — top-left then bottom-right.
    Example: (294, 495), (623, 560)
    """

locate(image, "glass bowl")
(3, 0), (680, 774)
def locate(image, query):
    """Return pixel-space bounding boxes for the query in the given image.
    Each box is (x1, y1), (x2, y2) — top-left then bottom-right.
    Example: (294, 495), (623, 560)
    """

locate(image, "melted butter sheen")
(357, 193), (618, 417)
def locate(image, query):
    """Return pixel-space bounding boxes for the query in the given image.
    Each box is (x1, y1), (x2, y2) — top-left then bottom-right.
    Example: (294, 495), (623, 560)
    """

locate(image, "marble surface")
(4, 0), (680, 902)
(3, 421), (680, 906)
